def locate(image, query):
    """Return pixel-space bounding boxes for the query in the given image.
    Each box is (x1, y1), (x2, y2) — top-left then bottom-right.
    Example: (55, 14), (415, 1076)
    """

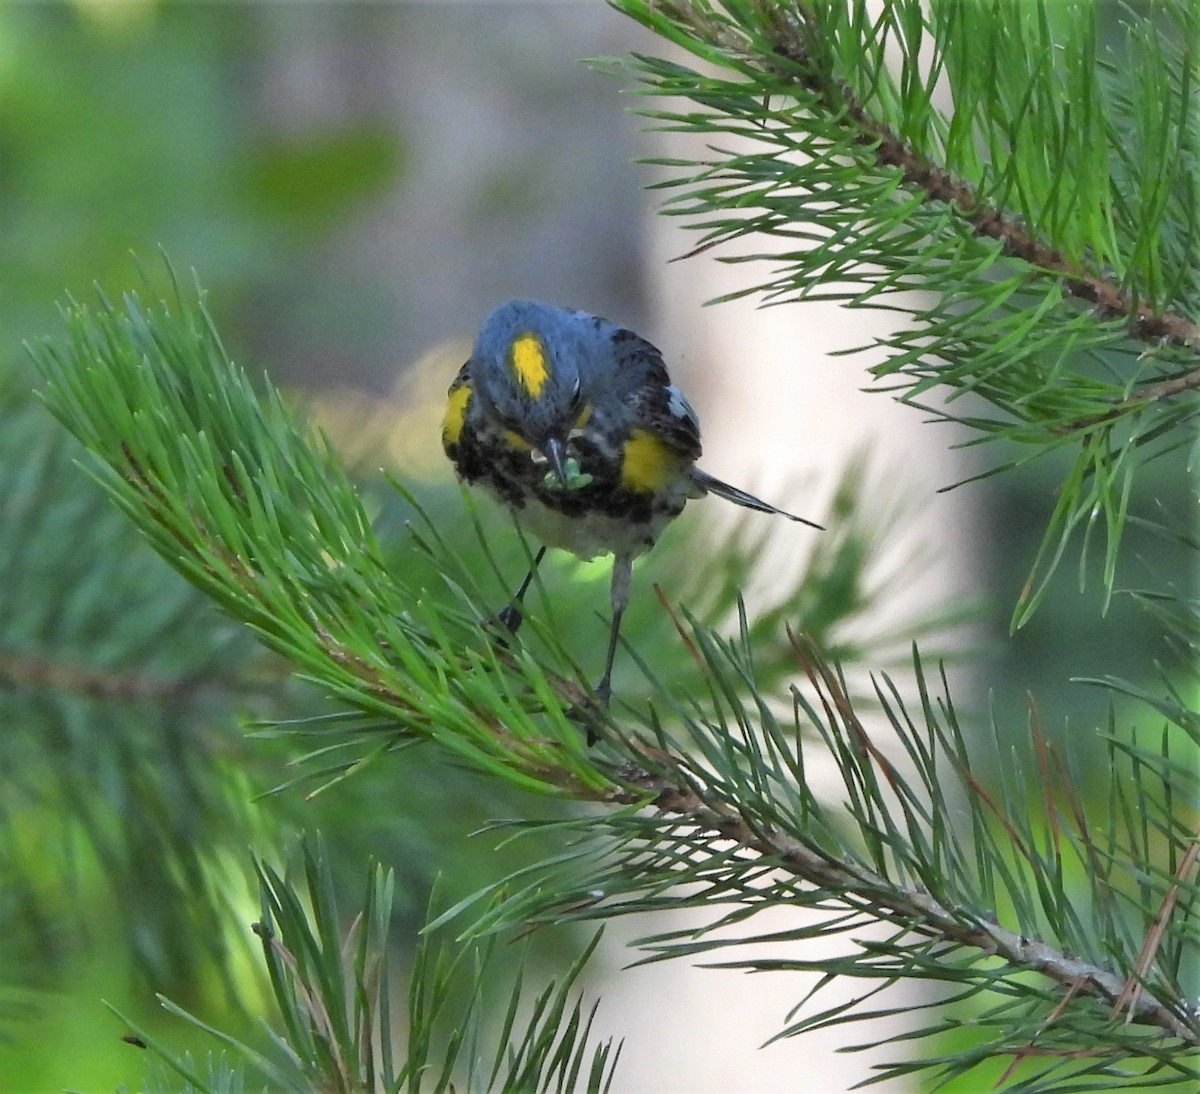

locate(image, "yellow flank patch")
(621, 428), (680, 493)
(510, 332), (549, 398)
(503, 428), (532, 452)
(441, 381), (472, 449)
(573, 403), (592, 430)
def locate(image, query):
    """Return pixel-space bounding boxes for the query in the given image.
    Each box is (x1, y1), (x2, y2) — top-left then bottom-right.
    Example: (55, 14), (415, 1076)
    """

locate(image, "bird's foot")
(564, 677), (611, 746)
(496, 603), (524, 634)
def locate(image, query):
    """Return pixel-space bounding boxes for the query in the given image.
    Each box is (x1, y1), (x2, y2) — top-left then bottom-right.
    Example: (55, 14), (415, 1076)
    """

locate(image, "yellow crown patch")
(510, 332), (549, 398)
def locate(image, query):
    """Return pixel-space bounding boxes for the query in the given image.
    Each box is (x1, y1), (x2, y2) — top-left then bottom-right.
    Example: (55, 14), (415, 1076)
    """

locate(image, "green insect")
(543, 455), (593, 491)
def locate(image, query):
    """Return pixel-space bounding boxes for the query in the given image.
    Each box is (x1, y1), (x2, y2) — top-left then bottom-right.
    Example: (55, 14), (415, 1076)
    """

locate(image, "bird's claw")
(496, 603), (524, 634)
(564, 678), (611, 745)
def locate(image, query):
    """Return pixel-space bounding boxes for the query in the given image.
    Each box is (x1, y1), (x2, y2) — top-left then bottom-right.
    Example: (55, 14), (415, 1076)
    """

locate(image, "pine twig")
(1112, 832), (1200, 1025)
(598, 638), (1198, 1046)
(637, 0), (1200, 429)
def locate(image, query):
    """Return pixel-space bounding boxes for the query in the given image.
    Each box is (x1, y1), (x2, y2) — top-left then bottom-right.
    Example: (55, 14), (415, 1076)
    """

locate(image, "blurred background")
(0, 2), (1191, 1090)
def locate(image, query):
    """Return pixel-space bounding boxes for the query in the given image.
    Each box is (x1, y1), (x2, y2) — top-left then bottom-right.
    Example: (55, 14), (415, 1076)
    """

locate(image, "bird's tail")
(691, 468), (824, 530)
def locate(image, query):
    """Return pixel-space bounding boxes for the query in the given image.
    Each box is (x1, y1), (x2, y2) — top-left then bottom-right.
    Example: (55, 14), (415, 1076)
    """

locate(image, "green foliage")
(446, 638), (1199, 1082)
(10, 0), (1200, 1090)
(29, 273), (949, 800)
(241, 127), (404, 234)
(0, 362), (593, 1083)
(0, 3), (405, 373)
(613, 0), (1200, 626)
(0, 385), (276, 987)
(28, 262), (1200, 1088)
(122, 841), (619, 1094)
(32, 277), (615, 799)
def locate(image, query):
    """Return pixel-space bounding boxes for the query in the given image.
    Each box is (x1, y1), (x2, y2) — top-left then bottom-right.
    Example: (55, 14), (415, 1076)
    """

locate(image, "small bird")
(442, 299), (821, 707)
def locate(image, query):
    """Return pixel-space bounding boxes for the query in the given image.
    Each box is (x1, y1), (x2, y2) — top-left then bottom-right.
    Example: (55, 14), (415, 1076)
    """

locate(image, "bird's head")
(468, 299), (597, 488)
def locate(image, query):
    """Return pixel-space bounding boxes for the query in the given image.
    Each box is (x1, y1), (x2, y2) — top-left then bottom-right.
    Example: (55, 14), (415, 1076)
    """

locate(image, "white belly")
(510, 494), (678, 562)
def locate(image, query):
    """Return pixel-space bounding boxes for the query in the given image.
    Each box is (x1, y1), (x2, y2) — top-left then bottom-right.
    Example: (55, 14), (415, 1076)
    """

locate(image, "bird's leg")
(497, 545), (547, 633)
(595, 553), (632, 707)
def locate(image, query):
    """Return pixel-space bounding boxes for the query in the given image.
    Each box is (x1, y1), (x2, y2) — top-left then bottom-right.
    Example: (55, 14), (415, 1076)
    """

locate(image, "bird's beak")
(542, 436), (570, 488)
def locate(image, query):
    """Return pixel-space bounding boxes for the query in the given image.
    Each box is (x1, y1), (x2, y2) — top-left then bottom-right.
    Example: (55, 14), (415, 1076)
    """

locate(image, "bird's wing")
(605, 327), (702, 460)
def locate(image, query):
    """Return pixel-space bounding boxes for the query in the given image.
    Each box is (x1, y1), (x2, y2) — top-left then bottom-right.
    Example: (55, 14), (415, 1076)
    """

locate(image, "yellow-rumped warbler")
(442, 299), (821, 706)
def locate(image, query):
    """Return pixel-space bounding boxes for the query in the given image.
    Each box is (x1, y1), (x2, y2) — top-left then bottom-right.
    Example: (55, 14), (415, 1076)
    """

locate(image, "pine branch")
(611, 0), (1200, 623)
(0, 648), (202, 704)
(807, 8), (1200, 432)
(602, 640), (1197, 1045)
(447, 629), (1200, 1085)
(0, 391), (288, 987)
(649, 0), (1199, 358)
(118, 842), (620, 1094)
(472, 662), (1197, 1050)
(30, 273), (1200, 1086)
(28, 271), (1200, 1084)
(620, 0), (1199, 355)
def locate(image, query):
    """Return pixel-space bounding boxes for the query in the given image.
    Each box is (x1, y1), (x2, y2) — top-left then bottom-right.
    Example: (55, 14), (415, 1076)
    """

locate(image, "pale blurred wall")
(253, 3), (983, 1090)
